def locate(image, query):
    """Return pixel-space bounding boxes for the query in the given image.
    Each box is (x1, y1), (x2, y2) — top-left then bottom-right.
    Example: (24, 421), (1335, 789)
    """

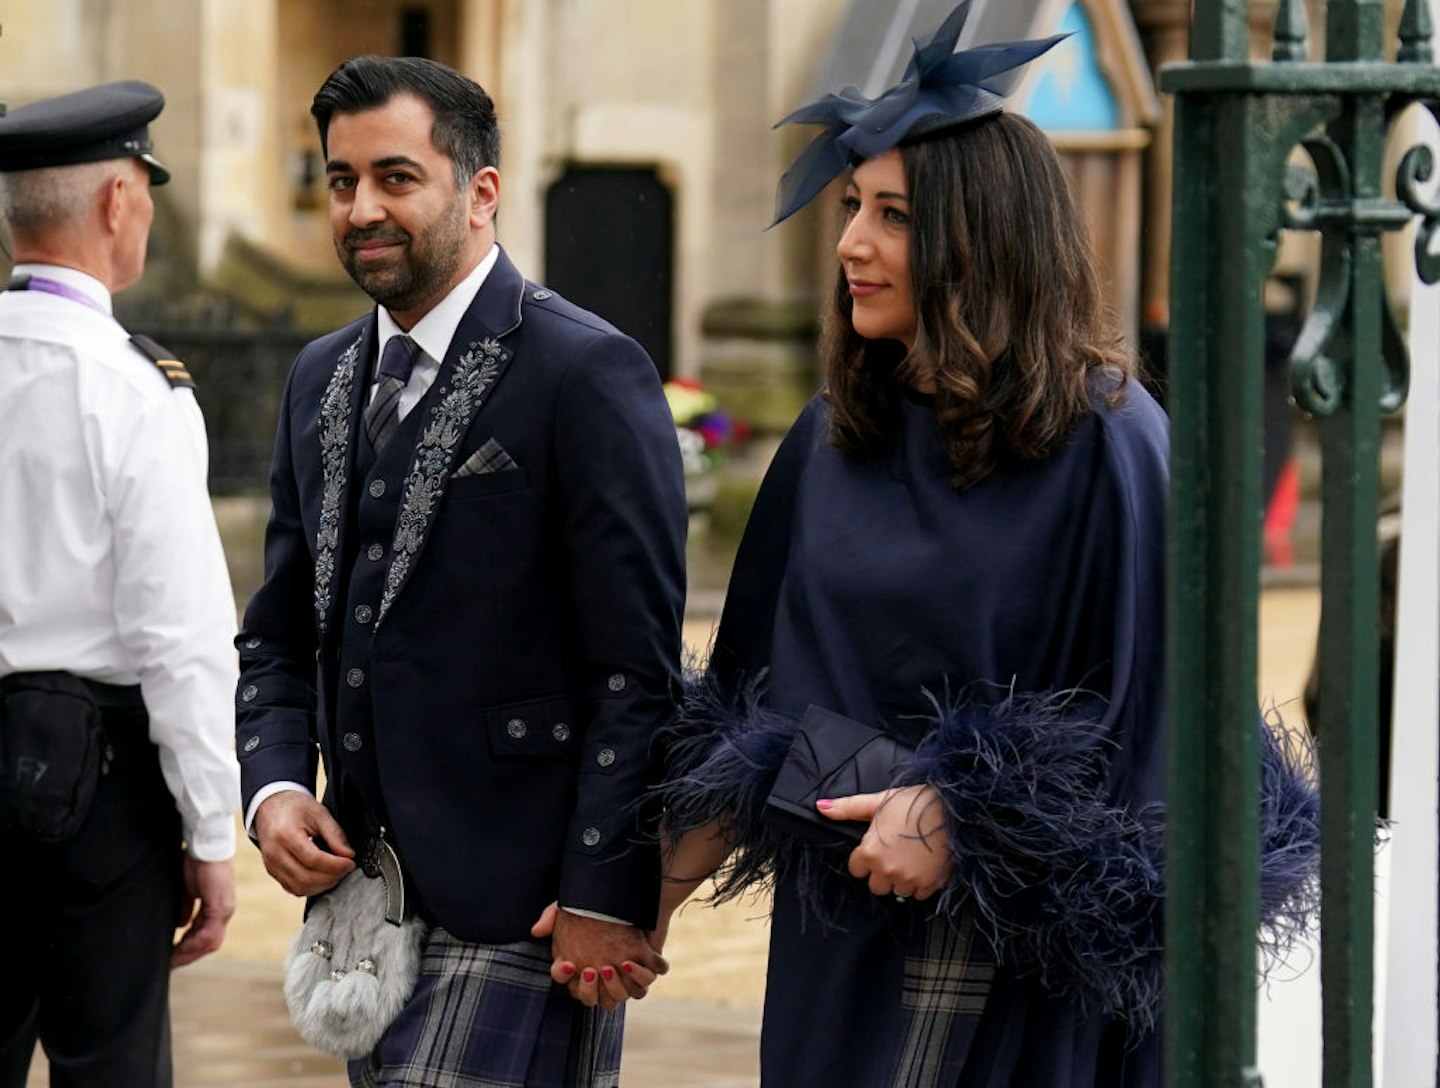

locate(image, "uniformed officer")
(0, 81), (241, 1088)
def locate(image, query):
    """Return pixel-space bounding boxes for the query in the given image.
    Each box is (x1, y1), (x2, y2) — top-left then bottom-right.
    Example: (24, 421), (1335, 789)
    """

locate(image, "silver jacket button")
(596, 748), (616, 767)
(346, 668), (365, 688)
(581, 827), (601, 847)
(607, 673), (627, 693)
(507, 718), (528, 739)
(240, 684), (258, 703)
(343, 733), (363, 752)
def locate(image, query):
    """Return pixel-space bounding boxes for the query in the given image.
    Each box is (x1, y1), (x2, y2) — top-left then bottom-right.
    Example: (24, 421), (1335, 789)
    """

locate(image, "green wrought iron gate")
(1162, 0), (1440, 1084)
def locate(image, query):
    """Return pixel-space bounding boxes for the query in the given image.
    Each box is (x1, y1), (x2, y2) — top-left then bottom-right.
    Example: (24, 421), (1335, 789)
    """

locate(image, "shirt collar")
(11, 263), (113, 316)
(375, 243), (500, 367)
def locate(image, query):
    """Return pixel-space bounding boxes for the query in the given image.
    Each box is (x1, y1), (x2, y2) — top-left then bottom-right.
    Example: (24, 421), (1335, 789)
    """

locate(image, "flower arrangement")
(664, 378), (749, 481)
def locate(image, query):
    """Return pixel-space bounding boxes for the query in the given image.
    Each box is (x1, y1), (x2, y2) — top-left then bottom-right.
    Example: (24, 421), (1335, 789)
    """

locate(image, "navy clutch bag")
(764, 704), (911, 846)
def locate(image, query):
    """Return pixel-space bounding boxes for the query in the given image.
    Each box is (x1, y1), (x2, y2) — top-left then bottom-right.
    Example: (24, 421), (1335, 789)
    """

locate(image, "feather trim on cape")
(658, 674), (1321, 1029)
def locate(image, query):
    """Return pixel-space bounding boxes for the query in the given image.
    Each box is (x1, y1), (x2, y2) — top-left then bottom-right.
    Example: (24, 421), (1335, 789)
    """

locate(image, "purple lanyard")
(8, 274), (109, 316)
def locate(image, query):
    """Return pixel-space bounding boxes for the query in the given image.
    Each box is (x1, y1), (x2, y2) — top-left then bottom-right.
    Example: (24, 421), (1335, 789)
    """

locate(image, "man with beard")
(236, 56), (686, 1086)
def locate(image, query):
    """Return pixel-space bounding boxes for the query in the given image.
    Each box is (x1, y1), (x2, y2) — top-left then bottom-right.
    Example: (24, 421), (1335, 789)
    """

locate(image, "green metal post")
(1315, 6), (1384, 1084)
(1167, 87), (1337, 1087)
(1161, 1), (1440, 1085)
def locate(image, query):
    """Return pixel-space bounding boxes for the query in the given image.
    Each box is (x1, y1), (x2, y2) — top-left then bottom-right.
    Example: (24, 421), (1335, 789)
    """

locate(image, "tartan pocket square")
(453, 438), (520, 478)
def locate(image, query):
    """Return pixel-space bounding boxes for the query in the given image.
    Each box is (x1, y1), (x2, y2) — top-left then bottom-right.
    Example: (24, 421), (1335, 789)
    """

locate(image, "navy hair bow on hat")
(770, 0), (1067, 225)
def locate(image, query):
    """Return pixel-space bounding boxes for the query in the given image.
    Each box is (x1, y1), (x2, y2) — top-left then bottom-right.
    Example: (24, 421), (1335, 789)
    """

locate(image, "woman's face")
(836, 149), (916, 350)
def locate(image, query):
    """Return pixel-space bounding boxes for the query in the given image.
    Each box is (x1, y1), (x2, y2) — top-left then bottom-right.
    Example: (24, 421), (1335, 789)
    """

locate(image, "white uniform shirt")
(0, 262), (240, 860)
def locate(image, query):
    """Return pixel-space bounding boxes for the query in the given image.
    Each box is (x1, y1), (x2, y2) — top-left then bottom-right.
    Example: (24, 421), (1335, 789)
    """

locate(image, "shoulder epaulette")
(129, 333), (195, 390)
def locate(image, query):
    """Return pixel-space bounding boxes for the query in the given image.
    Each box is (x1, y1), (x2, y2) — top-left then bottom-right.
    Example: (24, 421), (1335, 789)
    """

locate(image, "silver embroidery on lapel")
(314, 335), (364, 636)
(377, 338), (507, 625)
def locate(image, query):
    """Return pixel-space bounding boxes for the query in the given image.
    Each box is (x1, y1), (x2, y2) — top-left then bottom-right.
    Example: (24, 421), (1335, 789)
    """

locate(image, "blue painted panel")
(1022, 2), (1121, 131)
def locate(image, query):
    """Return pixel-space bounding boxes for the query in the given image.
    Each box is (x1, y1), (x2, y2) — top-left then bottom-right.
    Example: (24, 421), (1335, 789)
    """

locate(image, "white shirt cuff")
(245, 781), (315, 840)
(559, 905), (633, 926)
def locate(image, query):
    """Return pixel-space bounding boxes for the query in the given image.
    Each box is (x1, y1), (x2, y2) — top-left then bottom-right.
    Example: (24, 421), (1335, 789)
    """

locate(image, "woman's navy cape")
(661, 382), (1320, 1086)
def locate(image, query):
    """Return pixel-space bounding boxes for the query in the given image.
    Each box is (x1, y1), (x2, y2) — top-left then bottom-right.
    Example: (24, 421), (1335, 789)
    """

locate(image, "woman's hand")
(819, 784), (954, 900)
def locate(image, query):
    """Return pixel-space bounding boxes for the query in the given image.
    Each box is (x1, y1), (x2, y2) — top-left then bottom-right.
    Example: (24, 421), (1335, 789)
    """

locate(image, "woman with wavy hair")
(553, 4), (1318, 1084)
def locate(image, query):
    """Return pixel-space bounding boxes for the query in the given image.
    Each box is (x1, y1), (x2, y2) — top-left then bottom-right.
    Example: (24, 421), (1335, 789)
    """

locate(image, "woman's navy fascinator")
(770, 0), (1067, 226)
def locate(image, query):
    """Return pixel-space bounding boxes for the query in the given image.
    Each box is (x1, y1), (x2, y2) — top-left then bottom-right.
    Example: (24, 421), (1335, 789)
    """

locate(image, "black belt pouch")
(0, 672), (110, 841)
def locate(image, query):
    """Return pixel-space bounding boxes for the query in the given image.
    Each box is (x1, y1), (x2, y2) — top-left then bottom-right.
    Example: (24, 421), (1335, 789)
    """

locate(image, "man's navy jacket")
(235, 248), (687, 940)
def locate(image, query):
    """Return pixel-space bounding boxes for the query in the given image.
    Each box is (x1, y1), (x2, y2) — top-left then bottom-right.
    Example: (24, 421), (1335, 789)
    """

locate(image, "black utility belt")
(81, 678), (145, 709)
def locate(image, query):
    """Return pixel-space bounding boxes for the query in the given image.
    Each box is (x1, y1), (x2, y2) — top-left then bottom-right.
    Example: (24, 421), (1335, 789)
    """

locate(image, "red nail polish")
(621, 962), (634, 974)
(601, 966), (615, 980)
(816, 799), (834, 811)
(582, 968), (596, 983)
(561, 963), (575, 975)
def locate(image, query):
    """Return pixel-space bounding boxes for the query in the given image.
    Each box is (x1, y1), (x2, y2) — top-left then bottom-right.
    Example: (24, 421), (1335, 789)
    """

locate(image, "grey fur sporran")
(282, 863), (427, 1059)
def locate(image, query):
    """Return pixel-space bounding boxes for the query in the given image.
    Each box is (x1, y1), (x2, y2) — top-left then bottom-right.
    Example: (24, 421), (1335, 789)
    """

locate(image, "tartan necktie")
(364, 335), (418, 453)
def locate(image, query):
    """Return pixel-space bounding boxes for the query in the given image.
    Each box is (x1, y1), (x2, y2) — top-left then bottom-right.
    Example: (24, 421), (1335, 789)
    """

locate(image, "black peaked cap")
(0, 80), (169, 185)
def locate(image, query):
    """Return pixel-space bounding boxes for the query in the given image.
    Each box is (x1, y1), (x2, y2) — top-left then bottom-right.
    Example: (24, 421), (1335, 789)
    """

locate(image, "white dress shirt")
(0, 263), (240, 861)
(371, 241), (501, 416)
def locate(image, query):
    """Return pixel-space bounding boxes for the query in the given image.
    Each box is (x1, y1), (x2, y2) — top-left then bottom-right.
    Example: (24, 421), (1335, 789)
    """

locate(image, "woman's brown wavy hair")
(822, 111), (1132, 490)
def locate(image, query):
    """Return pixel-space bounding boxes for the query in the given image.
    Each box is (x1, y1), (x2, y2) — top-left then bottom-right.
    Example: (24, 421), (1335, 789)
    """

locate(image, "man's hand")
(172, 856), (236, 968)
(820, 784), (954, 900)
(531, 905), (668, 1010)
(253, 791), (355, 897)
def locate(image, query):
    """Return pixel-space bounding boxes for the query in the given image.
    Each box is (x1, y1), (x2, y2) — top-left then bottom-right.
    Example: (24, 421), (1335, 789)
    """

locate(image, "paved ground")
(25, 589), (1326, 1087)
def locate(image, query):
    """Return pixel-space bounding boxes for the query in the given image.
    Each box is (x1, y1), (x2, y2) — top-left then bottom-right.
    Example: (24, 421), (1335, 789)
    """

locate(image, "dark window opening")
(401, 8), (431, 57)
(544, 165), (675, 378)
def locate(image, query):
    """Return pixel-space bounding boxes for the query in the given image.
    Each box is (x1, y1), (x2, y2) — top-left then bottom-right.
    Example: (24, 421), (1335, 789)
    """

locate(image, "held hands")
(528, 822), (727, 1010)
(253, 791), (356, 897)
(530, 904), (669, 1010)
(819, 784), (954, 900)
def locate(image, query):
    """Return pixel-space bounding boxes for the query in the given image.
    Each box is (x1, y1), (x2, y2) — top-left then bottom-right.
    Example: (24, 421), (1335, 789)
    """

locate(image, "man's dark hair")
(311, 55), (500, 188)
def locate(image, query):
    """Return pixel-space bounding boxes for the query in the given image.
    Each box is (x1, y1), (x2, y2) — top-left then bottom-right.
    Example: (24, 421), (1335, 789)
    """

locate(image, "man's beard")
(336, 198), (469, 313)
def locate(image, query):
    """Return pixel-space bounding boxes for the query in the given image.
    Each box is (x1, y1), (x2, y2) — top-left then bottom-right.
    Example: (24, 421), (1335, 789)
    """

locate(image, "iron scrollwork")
(1281, 118), (1429, 418)
(1396, 110), (1440, 287)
